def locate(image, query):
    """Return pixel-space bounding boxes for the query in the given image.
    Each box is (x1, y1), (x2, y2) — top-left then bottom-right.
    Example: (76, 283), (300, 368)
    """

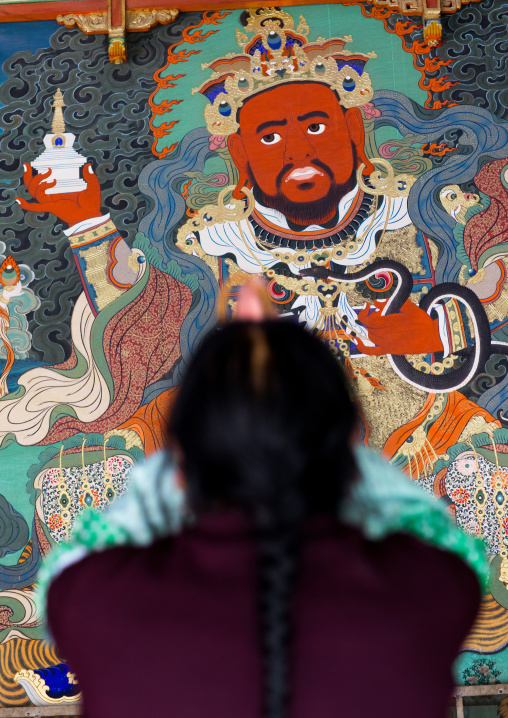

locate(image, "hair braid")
(256, 526), (300, 718)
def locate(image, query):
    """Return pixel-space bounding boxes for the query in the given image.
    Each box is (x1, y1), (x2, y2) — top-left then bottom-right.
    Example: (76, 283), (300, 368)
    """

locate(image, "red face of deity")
(228, 82), (371, 227)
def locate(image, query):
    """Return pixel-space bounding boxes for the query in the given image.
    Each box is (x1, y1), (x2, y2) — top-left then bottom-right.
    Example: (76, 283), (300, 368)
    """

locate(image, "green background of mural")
(152, 5), (427, 155)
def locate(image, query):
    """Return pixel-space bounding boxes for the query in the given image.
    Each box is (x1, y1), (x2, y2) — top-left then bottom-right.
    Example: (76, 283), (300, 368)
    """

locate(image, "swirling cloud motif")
(438, 0), (508, 121)
(0, 17), (203, 365)
(0, 498), (28, 560)
(15, 665), (81, 706)
(0, 590), (39, 630)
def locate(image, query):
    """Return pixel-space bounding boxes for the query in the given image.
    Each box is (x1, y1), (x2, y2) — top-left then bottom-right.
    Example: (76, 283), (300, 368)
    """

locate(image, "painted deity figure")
(172, 8), (503, 472)
(10, 8), (505, 474)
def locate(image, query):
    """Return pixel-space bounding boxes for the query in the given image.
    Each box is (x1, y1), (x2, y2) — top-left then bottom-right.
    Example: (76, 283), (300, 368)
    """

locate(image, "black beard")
(249, 151), (358, 230)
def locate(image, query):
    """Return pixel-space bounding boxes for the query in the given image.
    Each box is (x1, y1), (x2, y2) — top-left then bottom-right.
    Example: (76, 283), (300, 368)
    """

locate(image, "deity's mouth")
(284, 166), (324, 183)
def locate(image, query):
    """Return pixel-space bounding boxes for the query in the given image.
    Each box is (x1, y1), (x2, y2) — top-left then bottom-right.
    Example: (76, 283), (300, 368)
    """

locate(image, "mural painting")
(0, 0), (508, 705)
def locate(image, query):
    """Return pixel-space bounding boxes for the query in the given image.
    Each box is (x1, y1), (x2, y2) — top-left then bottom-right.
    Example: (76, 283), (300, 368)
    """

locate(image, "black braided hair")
(255, 523), (299, 718)
(169, 320), (358, 718)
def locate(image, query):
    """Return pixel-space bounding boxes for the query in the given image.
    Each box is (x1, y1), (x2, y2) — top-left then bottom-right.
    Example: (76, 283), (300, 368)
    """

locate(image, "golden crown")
(194, 8), (377, 136)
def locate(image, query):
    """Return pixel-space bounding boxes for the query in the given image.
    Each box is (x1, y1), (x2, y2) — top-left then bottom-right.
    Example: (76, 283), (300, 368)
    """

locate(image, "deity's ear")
(228, 133), (250, 199)
(345, 107), (375, 177)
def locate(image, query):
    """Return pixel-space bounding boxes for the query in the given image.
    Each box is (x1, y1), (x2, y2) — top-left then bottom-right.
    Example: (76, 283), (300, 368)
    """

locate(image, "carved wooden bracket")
(107, 0), (126, 63)
(363, 0), (479, 13)
(363, 0), (481, 46)
(422, 0), (442, 46)
(57, 6), (179, 62)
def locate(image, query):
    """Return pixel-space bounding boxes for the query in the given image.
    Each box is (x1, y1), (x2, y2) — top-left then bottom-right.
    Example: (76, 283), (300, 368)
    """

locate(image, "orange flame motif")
(150, 99), (183, 116)
(421, 142), (458, 157)
(422, 56), (454, 73)
(394, 19), (420, 36)
(181, 178), (193, 200)
(0, 256), (20, 288)
(426, 77), (459, 93)
(356, 0), (457, 109)
(370, 7), (398, 21)
(432, 100), (459, 110)
(149, 11), (230, 157)
(410, 39), (433, 57)
(151, 121), (180, 139)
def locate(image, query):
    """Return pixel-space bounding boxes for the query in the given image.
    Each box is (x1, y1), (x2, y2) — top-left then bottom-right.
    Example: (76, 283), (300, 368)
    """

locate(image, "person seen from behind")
(44, 283), (483, 718)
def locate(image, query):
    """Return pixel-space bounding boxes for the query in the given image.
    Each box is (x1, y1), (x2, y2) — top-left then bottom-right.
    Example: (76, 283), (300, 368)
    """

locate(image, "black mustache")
(276, 164), (293, 189)
(312, 159), (334, 180)
(275, 159), (334, 189)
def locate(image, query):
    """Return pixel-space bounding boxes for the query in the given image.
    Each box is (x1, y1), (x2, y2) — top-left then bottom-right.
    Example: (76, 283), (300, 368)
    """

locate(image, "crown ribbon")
(194, 8), (377, 136)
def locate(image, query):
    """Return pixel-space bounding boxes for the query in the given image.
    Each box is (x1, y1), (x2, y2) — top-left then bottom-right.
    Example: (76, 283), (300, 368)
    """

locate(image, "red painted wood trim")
(110, 0), (123, 29)
(0, 0), (379, 24)
(0, 0), (103, 22)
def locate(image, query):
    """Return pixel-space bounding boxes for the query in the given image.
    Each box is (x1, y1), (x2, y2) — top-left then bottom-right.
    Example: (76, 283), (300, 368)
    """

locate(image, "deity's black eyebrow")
(256, 119), (288, 134)
(297, 111), (330, 122)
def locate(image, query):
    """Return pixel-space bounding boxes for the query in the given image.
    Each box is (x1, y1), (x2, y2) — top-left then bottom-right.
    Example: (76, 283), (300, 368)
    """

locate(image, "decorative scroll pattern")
(362, 0), (481, 14)
(57, 8), (179, 34)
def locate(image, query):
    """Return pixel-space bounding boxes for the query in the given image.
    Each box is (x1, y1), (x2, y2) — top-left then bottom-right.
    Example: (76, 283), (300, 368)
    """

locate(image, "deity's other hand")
(15, 163), (102, 227)
(353, 299), (444, 356)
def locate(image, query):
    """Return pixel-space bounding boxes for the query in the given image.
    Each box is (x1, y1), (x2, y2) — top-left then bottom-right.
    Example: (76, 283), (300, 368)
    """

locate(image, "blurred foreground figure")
(45, 319), (483, 718)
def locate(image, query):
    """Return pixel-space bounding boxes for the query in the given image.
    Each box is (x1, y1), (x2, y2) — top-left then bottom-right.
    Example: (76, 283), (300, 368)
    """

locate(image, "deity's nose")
(284, 124), (314, 163)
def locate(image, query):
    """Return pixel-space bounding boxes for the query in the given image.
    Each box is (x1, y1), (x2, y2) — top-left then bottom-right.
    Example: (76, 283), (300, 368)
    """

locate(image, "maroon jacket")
(48, 512), (481, 718)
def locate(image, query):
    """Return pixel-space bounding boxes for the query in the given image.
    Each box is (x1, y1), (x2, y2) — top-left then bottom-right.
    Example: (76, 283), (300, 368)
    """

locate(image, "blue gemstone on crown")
(267, 31), (282, 50)
(219, 101), (232, 117)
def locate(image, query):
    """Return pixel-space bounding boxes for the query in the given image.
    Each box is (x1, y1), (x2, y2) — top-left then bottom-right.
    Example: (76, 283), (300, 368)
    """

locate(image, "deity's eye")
(440, 188), (460, 202)
(261, 132), (281, 145)
(307, 123), (325, 135)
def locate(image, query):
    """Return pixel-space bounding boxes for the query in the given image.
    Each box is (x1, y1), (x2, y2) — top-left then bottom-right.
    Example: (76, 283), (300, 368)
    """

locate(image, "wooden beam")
(0, 706), (82, 717)
(0, 0), (481, 23)
(0, 0), (372, 24)
(0, 0), (104, 22)
(453, 684), (508, 697)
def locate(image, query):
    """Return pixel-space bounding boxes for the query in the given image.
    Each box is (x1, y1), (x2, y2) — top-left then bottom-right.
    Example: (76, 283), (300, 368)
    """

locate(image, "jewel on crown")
(194, 7), (377, 136)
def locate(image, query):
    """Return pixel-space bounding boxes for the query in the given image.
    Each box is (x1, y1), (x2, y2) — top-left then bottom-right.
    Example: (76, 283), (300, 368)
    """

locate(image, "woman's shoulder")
(345, 445), (488, 588)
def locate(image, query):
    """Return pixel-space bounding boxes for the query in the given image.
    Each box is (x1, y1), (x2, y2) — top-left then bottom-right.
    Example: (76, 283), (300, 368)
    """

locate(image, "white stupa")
(31, 89), (87, 194)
